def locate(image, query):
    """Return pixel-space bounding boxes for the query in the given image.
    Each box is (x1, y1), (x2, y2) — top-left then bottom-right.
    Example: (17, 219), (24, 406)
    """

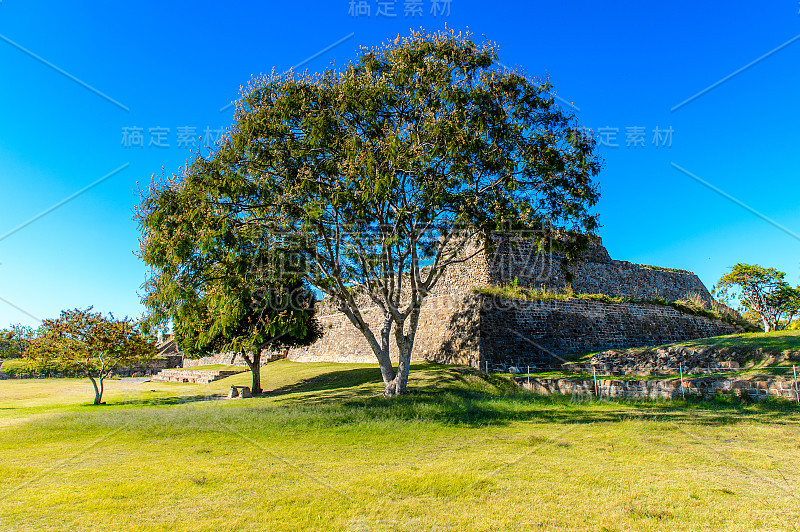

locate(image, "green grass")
(572, 330), (800, 378)
(2, 360), (800, 531)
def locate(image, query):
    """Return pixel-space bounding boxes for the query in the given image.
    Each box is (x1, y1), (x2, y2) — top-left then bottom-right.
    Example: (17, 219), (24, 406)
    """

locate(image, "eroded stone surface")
(517, 376), (799, 401)
(285, 237), (742, 367)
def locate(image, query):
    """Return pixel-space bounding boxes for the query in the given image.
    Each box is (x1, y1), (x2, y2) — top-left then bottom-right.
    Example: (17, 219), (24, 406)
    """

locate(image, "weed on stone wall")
(471, 285), (758, 331)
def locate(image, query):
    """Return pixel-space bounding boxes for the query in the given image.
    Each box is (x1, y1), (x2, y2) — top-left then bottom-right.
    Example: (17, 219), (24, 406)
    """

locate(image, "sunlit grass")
(569, 330), (800, 378)
(1, 360), (799, 531)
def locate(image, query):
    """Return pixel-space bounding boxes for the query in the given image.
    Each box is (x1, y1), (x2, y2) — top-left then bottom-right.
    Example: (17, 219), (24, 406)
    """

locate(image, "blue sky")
(1, 0), (799, 327)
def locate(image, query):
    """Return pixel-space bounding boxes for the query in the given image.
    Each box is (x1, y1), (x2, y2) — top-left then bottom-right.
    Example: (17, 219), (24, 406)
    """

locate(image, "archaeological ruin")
(278, 235), (745, 370)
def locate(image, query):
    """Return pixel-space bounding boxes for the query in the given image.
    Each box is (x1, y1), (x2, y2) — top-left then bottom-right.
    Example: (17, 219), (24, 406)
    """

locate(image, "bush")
(0, 358), (86, 378)
(0, 328), (29, 359)
(1, 359), (40, 377)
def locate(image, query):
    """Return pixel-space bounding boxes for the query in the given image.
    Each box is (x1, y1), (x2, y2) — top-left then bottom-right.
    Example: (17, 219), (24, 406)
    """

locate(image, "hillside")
(572, 330), (800, 378)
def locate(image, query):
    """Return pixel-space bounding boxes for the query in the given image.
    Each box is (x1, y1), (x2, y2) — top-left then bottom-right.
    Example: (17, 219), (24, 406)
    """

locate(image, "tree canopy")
(141, 29), (602, 396)
(716, 263), (800, 332)
(0, 324), (34, 359)
(137, 170), (321, 395)
(27, 308), (156, 404)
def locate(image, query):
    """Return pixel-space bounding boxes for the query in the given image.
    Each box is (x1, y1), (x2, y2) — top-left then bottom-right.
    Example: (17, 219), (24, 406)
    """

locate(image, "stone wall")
(518, 376), (800, 401)
(113, 356), (180, 377)
(289, 241), (490, 366)
(287, 293), (482, 367)
(571, 261), (712, 303)
(280, 235), (735, 368)
(484, 236), (713, 304)
(152, 368), (245, 384)
(183, 350), (286, 368)
(287, 293), (743, 368)
(479, 297), (742, 365)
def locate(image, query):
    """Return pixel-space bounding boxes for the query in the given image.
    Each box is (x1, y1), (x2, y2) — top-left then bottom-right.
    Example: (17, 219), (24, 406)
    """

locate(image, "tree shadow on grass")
(261, 364), (800, 428)
(113, 393), (226, 407)
(87, 363), (800, 430)
(266, 366), (385, 397)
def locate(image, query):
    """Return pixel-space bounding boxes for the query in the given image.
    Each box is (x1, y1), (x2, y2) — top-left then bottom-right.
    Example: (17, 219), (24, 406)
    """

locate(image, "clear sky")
(1, 0), (799, 328)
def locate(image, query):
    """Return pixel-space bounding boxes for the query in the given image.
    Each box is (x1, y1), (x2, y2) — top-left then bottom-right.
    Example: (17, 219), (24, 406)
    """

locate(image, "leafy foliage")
(26, 308), (156, 404)
(158, 29), (602, 396)
(0, 324), (34, 359)
(715, 263), (800, 332)
(137, 153), (321, 394)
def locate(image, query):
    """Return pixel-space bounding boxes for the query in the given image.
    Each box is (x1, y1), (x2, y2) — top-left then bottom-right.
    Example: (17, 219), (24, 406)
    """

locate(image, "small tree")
(27, 308), (156, 405)
(774, 284), (800, 329)
(0, 324), (34, 359)
(716, 263), (800, 332)
(176, 29), (602, 396)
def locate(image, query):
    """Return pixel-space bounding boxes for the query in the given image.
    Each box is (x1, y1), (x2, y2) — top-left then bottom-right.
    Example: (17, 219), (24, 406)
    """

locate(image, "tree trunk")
(244, 350), (262, 395)
(338, 301), (419, 397)
(375, 315), (400, 396)
(385, 345), (412, 397)
(384, 305), (421, 397)
(88, 375), (102, 405)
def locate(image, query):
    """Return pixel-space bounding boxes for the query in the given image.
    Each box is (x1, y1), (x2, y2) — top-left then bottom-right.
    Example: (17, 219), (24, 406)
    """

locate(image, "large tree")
(154, 29), (602, 396)
(716, 263), (800, 332)
(27, 308), (156, 405)
(137, 174), (321, 395)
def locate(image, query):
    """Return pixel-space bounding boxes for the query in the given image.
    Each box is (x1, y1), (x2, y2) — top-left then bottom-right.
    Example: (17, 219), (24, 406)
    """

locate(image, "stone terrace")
(287, 235), (742, 368)
(152, 368), (246, 384)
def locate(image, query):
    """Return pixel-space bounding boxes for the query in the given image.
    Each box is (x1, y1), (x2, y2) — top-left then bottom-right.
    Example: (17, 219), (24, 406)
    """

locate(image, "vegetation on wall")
(472, 282), (758, 331)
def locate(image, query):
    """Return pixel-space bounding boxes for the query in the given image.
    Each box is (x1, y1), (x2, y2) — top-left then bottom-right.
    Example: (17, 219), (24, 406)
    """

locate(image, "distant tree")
(0, 324), (35, 359)
(164, 29), (602, 396)
(775, 284), (800, 329)
(137, 175), (321, 395)
(27, 308), (156, 405)
(716, 263), (800, 332)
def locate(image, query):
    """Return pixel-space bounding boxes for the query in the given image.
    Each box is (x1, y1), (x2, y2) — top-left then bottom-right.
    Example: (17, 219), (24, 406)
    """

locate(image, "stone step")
(151, 368), (246, 384)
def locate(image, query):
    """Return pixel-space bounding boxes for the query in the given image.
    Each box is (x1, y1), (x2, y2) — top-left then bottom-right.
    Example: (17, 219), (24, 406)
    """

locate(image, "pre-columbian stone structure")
(284, 236), (744, 369)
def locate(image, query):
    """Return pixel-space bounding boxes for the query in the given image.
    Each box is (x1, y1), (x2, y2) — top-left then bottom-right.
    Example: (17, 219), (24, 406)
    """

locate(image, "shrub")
(1, 359), (40, 377)
(0, 358), (88, 378)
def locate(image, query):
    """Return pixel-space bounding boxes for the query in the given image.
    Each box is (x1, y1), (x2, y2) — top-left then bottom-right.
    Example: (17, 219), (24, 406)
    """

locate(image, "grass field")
(2, 360), (800, 531)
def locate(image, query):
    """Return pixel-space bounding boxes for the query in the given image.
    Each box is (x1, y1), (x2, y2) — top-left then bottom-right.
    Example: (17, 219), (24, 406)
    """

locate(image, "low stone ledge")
(151, 368), (246, 384)
(516, 376), (800, 401)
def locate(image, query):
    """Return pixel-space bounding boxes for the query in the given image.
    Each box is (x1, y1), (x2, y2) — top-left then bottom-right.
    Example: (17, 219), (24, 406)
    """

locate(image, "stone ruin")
(285, 235), (746, 369)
